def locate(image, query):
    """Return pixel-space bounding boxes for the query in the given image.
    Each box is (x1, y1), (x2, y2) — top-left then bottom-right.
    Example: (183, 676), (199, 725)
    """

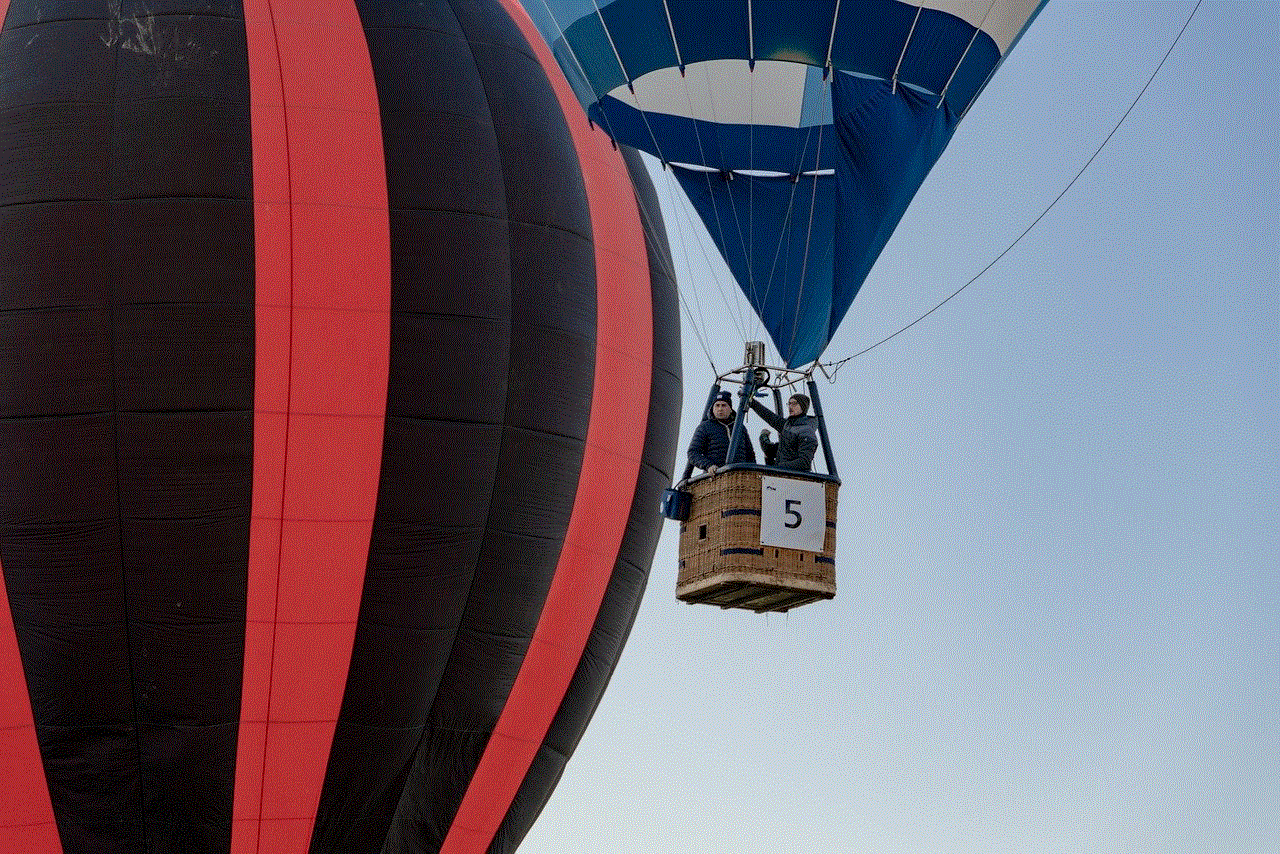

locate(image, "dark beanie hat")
(715, 391), (732, 404)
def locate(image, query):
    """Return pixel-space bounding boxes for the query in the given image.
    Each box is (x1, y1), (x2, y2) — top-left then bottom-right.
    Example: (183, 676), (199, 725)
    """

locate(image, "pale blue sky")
(524, 3), (1277, 852)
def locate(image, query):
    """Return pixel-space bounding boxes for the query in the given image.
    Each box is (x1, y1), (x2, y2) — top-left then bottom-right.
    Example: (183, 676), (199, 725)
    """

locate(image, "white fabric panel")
(919, 0), (1041, 52)
(760, 476), (827, 553)
(608, 59), (811, 128)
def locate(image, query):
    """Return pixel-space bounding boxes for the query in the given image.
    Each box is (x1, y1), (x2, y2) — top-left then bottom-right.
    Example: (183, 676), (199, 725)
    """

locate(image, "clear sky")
(523, 2), (1277, 853)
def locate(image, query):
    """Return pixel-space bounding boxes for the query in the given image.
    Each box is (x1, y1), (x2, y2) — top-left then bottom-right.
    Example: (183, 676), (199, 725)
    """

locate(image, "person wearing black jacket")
(687, 391), (756, 475)
(753, 393), (819, 472)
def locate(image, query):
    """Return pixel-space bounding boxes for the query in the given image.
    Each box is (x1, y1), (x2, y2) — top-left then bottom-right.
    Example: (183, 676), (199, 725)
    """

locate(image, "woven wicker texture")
(676, 468), (837, 612)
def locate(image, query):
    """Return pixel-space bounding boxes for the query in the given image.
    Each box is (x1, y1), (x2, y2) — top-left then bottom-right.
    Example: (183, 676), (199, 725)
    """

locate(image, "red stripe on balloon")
(235, 3), (390, 852)
(0, 565), (62, 853)
(440, 3), (656, 852)
(0, 6), (62, 852)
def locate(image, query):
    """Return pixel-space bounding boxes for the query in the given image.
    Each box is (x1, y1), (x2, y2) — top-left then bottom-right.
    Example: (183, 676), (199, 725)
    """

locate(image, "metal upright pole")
(725, 373), (758, 468)
(807, 379), (839, 479)
(702, 382), (723, 414)
(726, 344), (768, 469)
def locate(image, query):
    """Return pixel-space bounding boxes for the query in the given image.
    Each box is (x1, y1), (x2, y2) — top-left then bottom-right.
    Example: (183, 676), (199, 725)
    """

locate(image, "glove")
(759, 429), (773, 444)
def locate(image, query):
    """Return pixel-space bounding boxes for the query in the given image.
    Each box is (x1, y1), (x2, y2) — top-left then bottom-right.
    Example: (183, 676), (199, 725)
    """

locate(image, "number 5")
(784, 499), (802, 529)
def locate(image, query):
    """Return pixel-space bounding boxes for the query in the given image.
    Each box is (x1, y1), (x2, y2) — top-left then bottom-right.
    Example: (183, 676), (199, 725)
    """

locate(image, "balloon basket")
(676, 468), (836, 613)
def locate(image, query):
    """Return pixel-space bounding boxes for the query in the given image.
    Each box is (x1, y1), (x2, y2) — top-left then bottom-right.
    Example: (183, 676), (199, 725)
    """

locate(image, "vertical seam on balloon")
(100, 5), (150, 849)
(255, 2), (291, 852)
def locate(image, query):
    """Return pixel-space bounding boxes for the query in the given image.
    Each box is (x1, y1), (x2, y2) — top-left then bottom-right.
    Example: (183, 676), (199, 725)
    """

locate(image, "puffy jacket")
(751, 401), (819, 472)
(687, 411), (756, 472)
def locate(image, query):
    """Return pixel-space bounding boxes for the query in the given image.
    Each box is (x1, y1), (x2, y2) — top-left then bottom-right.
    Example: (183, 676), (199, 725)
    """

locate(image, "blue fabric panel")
(827, 0), (921, 80)
(939, 34), (1001, 112)
(585, 96), (655, 155)
(899, 7), (992, 100)
(663, 0), (751, 66)
(831, 73), (958, 339)
(536, 0), (598, 34)
(751, 0), (837, 66)
(674, 169), (837, 366)
(547, 1), (629, 96)
(822, 2), (1001, 111)
(593, 0), (679, 78)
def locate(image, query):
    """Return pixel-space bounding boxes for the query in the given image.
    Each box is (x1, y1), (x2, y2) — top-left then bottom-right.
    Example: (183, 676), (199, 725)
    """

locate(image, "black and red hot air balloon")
(0, 2), (679, 852)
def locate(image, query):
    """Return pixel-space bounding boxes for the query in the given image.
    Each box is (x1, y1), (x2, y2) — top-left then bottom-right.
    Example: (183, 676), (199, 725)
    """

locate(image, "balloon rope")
(661, 0), (683, 71)
(824, 0), (842, 72)
(657, 167), (727, 371)
(591, 0), (632, 92)
(823, 0), (1204, 369)
(784, 80), (834, 363)
(893, 5), (925, 93)
(785, 136), (826, 363)
(748, 55), (758, 343)
(937, 0), (997, 108)
(685, 86), (758, 342)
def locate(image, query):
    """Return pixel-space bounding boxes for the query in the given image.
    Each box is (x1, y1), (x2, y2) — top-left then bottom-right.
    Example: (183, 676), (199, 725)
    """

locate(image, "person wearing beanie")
(687, 390), (756, 475)
(752, 393), (819, 472)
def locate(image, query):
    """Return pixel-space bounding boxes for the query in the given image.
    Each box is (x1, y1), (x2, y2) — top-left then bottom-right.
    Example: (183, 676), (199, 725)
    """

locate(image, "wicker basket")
(676, 467), (837, 612)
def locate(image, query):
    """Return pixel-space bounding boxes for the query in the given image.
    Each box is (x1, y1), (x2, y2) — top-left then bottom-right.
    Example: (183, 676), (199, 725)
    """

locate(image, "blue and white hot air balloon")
(519, 0), (1046, 366)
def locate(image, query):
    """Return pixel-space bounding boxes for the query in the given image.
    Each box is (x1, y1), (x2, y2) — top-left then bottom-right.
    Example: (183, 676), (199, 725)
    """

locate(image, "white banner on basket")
(760, 476), (825, 552)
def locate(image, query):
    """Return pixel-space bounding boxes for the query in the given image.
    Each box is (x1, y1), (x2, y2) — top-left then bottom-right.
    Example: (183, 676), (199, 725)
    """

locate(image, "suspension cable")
(893, 4), (925, 93)
(937, 0), (998, 108)
(663, 167), (746, 368)
(785, 78), (834, 362)
(661, 0), (683, 72)
(824, 0), (843, 75)
(684, 83), (758, 340)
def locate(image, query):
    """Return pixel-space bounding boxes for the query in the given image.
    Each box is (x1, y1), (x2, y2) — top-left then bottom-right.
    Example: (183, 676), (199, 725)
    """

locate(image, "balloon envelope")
(521, 0), (1045, 365)
(0, 2), (679, 852)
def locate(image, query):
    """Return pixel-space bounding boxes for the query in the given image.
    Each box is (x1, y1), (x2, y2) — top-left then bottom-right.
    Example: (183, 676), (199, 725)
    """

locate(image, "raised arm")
(749, 398), (783, 431)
